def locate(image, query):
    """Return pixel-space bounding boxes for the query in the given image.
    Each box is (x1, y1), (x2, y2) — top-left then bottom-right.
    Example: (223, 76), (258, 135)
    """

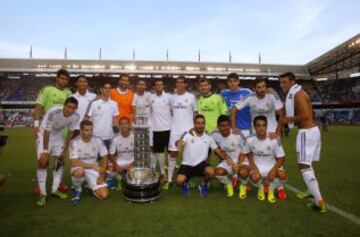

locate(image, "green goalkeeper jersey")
(36, 85), (72, 112)
(197, 93), (228, 132)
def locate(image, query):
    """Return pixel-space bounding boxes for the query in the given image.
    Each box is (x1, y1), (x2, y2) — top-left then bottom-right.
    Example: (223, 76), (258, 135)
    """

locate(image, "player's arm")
(214, 148), (234, 166)
(230, 98), (249, 134)
(97, 155), (108, 183)
(268, 156), (284, 180)
(175, 132), (188, 150)
(237, 152), (245, 166)
(273, 108), (284, 138)
(108, 139), (121, 173)
(245, 152), (258, 171)
(38, 130), (51, 167)
(281, 92), (311, 125)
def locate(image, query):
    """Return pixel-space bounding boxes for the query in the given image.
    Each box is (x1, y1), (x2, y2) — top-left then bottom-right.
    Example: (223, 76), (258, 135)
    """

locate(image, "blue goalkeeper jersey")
(221, 88), (253, 130)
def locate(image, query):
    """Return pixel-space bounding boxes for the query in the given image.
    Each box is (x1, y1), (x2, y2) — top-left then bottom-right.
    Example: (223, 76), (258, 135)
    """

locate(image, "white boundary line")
(285, 184), (360, 226)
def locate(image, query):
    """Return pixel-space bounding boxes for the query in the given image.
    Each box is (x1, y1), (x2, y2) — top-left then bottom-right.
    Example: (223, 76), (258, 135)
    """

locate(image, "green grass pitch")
(0, 126), (359, 236)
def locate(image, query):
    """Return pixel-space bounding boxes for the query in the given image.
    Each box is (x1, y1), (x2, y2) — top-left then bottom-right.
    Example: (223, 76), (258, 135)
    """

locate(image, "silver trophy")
(122, 105), (161, 202)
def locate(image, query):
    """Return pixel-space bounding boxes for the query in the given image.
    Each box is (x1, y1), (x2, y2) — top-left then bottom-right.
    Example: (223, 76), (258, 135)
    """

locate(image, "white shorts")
(217, 160), (235, 175)
(168, 130), (186, 152)
(71, 167), (107, 191)
(296, 126), (321, 165)
(116, 159), (134, 168)
(36, 133), (64, 159)
(255, 162), (281, 178)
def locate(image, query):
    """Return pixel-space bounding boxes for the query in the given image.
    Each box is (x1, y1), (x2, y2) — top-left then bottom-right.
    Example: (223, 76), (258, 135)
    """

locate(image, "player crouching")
(242, 116), (287, 203)
(69, 120), (109, 204)
(175, 115), (231, 197)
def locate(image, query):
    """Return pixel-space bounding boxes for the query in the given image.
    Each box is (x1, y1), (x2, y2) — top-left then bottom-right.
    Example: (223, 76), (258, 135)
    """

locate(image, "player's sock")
(158, 153), (166, 175)
(51, 168), (64, 193)
(301, 167), (323, 204)
(36, 169), (47, 196)
(115, 174), (123, 191)
(216, 176), (231, 185)
(167, 157), (177, 183)
(71, 176), (84, 192)
(150, 153), (158, 170)
(239, 177), (249, 185)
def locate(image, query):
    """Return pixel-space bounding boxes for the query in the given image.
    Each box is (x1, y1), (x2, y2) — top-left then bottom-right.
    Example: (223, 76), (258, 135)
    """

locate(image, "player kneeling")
(175, 115), (231, 197)
(108, 117), (134, 191)
(69, 120), (109, 204)
(212, 115), (246, 197)
(243, 116), (287, 203)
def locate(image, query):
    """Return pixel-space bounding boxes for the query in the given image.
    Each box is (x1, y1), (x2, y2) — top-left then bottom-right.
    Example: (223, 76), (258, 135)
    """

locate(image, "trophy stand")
(122, 105), (161, 202)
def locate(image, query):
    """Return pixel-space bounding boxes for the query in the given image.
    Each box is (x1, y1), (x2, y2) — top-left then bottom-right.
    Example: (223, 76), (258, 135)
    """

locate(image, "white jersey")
(235, 93), (282, 133)
(132, 92), (152, 119)
(109, 132), (135, 166)
(70, 90), (97, 129)
(86, 98), (119, 140)
(40, 107), (79, 136)
(181, 131), (218, 166)
(150, 91), (172, 131)
(243, 135), (285, 166)
(69, 137), (108, 165)
(211, 130), (245, 162)
(170, 92), (197, 134)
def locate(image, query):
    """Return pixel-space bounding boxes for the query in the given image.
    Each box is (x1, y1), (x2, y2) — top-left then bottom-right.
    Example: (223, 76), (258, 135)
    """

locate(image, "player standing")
(35, 97), (79, 206)
(279, 72), (326, 213)
(110, 74), (134, 122)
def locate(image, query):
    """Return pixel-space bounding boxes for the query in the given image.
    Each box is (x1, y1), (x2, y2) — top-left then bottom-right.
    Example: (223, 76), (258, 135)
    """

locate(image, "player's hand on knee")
(267, 168), (277, 181)
(96, 176), (105, 185)
(233, 128), (242, 135)
(39, 153), (49, 167)
(231, 164), (239, 173)
(268, 132), (280, 140)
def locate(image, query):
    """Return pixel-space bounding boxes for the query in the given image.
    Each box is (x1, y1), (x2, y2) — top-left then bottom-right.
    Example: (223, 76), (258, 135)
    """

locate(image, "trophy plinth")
(122, 105), (161, 202)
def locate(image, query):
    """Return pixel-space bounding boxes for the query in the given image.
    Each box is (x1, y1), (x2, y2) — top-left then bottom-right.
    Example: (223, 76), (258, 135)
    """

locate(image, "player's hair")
(152, 79), (164, 86)
(119, 74), (129, 80)
(57, 69), (69, 79)
(194, 114), (206, 122)
(176, 76), (187, 83)
(198, 77), (211, 85)
(279, 72), (296, 81)
(253, 77), (266, 87)
(253, 115), (267, 126)
(80, 120), (93, 130)
(135, 78), (147, 85)
(76, 74), (87, 81)
(217, 114), (230, 125)
(118, 116), (130, 123)
(227, 72), (239, 81)
(64, 97), (78, 107)
(101, 80), (112, 88)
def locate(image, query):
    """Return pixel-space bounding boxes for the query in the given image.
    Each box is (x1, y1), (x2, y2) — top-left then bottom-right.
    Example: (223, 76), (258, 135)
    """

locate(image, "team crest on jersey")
(191, 139), (195, 143)
(97, 105), (101, 110)
(267, 146), (271, 151)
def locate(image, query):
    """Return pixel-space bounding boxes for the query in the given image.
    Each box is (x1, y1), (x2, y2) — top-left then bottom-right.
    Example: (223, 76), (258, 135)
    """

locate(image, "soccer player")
(175, 115), (231, 197)
(149, 79), (172, 180)
(164, 76), (198, 190)
(35, 97), (80, 206)
(197, 77), (228, 132)
(70, 75), (97, 131)
(110, 74), (134, 122)
(231, 77), (283, 135)
(33, 69), (72, 138)
(279, 72), (326, 213)
(212, 115), (246, 197)
(243, 115), (287, 203)
(108, 117), (134, 190)
(221, 73), (252, 137)
(69, 120), (109, 204)
(85, 81), (119, 149)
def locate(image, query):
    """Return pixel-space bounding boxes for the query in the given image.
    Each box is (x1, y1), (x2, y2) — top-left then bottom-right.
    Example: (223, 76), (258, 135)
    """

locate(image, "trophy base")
(122, 168), (161, 203)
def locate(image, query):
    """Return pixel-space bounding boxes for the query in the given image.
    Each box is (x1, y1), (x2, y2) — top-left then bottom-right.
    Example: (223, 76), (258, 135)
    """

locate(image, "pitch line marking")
(285, 184), (360, 226)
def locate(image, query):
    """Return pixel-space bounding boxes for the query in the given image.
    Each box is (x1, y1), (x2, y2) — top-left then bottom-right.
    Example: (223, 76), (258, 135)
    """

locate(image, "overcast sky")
(0, 0), (359, 64)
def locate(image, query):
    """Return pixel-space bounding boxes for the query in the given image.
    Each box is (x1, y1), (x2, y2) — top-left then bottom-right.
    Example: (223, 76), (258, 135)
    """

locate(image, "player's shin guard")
(37, 169), (47, 195)
(167, 157), (177, 183)
(216, 175), (231, 185)
(71, 176), (85, 192)
(158, 153), (166, 175)
(301, 167), (323, 204)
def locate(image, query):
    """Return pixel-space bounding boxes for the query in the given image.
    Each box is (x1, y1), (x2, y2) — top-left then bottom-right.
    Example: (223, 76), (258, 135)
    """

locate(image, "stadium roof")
(306, 33), (360, 77)
(0, 58), (308, 79)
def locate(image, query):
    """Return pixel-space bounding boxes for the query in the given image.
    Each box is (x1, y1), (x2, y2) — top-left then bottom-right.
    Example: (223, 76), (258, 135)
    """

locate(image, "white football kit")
(70, 90), (97, 129)
(168, 92), (197, 151)
(243, 135), (285, 177)
(69, 137), (108, 191)
(109, 132), (135, 167)
(36, 107), (79, 158)
(296, 126), (321, 165)
(235, 94), (282, 133)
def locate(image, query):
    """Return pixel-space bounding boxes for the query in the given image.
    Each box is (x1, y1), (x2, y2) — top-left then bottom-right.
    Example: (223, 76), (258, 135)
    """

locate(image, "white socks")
(301, 167), (323, 202)
(71, 176), (85, 192)
(217, 176), (231, 185)
(150, 153), (158, 170)
(158, 153), (166, 175)
(239, 177), (249, 185)
(37, 169), (47, 196)
(51, 168), (64, 193)
(168, 157), (177, 183)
